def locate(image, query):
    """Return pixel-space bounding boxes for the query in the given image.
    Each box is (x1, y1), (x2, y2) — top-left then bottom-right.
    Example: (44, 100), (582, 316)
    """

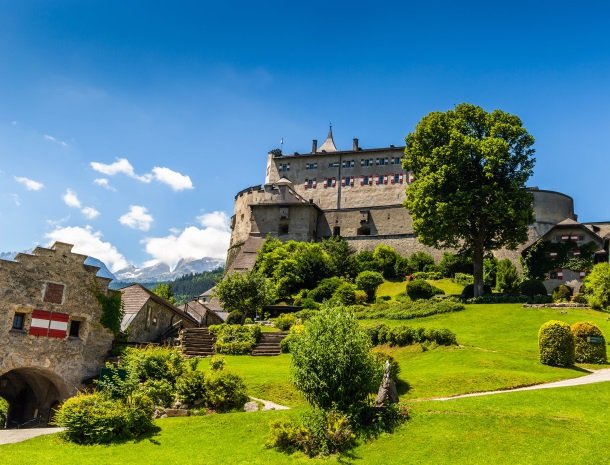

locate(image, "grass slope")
(4, 383), (610, 464)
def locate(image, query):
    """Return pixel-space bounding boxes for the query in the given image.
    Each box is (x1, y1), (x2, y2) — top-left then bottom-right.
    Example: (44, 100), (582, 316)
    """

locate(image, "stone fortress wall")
(0, 242), (114, 426)
(227, 129), (577, 271)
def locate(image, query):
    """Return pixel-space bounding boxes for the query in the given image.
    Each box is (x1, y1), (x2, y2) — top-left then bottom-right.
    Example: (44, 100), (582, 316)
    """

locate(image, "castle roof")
(317, 126), (338, 153)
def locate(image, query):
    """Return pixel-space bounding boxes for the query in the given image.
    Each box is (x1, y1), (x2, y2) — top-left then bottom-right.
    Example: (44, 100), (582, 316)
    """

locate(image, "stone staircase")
(252, 331), (288, 356)
(180, 327), (215, 357)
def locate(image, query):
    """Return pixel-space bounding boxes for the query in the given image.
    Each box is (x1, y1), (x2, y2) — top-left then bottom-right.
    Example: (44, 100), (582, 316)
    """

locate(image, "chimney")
(312, 139), (318, 153)
(352, 138), (359, 151)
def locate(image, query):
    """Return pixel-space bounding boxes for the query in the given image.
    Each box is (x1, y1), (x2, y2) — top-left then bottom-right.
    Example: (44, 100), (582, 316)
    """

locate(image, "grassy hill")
(4, 302), (610, 464)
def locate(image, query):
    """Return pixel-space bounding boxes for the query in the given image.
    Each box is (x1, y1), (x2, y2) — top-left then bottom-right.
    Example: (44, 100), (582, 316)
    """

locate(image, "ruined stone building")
(226, 128), (589, 273)
(0, 243), (114, 427)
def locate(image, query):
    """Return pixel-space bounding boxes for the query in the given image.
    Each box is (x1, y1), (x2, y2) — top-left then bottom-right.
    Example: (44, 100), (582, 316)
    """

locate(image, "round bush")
(406, 279), (444, 300)
(204, 371), (249, 411)
(175, 370), (207, 404)
(460, 283), (492, 299)
(552, 284), (572, 303)
(519, 279), (548, 297)
(226, 310), (244, 325)
(538, 320), (575, 367)
(571, 321), (607, 364)
(55, 392), (155, 444)
(275, 313), (296, 331)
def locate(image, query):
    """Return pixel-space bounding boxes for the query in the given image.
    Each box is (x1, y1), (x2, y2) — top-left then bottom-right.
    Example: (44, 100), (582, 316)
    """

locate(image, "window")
(376, 175), (385, 185)
(306, 162), (318, 170)
(360, 158), (373, 167)
(44, 283), (65, 304)
(145, 306), (152, 329)
(391, 157), (402, 164)
(323, 178), (337, 188)
(376, 158), (389, 165)
(328, 162), (340, 168)
(69, 320), (81, 338)
(333, 226), (341, 236)
(360, 175), (370, 186)
(279, 223), (289, 235)
(393, 174), (400, 184)
(357, 226), (371, 236)
(279, 163), (290, 172)
(342, 176), (354, 187)
(305, 178), (316, 189)
(12, 313), (26, 330)
(342, 160), (355, 168)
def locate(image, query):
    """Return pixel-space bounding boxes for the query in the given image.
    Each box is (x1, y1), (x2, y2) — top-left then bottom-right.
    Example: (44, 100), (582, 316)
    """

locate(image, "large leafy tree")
(403, 103), (535, 296)
(213, 270), (276, 322)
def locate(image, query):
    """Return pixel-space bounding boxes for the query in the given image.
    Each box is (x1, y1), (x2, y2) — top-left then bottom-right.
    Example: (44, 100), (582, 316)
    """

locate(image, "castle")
(226, 128), (596, 275)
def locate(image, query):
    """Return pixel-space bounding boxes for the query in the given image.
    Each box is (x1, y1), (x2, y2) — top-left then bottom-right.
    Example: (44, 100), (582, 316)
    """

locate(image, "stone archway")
(0, 367), (70, 428)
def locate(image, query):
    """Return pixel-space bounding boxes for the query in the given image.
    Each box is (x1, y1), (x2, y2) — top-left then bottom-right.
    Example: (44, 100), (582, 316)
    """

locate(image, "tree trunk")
(473, 241), (485, 298)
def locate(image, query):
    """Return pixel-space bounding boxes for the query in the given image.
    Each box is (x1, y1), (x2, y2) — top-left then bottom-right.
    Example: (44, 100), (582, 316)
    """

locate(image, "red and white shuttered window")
(360, 175), (372, 186)
(390, 173), (404, 184)
(323, 178), (337, 188)
(341, 176), (354, 187)
(29, 309), (69, 338)
(304, 179), (317, 189)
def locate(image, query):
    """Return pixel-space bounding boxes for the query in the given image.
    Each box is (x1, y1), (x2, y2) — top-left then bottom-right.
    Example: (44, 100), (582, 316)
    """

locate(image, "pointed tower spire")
(317, 124), (338, 152)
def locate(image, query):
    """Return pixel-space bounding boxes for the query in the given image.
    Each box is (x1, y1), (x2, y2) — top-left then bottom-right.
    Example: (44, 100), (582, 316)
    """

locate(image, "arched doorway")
(0, 367), (69, 428)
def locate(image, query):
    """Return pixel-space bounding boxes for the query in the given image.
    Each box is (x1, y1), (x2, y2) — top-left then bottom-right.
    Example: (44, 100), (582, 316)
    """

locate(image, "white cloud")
(143, 211), (230, 270)
(119, 205), (154, 231)
(151, 166), (194, 191)
(90, 158), (151, 183)
(89, 158), (193, 191)
(44, 134), (69, 147)
(62, 189), (82, 208)
(93, 178), (116, 191)
(14, 176), (44, 191)
(81, 206), (100, 220)
(45, 225), (129, 272)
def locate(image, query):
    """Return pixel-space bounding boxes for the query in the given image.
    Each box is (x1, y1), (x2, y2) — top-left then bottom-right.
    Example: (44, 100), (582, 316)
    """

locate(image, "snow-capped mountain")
(114, 257), (225, 283)
(1, 249), (223, 283)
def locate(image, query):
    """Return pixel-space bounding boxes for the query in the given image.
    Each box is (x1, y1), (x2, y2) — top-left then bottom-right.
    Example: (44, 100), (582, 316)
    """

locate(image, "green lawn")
(4, 303), (610, 463)
(5, 382), (610, 464)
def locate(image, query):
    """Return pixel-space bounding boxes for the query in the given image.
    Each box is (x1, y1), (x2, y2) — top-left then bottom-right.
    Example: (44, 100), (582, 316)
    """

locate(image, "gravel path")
(434, 368), (610, 401)
(249, 396), (290, 411)
(0, 427), (64, 445)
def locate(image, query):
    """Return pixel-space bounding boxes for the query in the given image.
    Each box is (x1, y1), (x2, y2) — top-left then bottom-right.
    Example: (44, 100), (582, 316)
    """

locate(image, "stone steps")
(181, 328), (215, 357)
(251, 332), (288, 356)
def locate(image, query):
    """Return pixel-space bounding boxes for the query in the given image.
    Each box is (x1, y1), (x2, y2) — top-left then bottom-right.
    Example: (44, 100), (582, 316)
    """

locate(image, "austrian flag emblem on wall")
(29, 309), (69, 338)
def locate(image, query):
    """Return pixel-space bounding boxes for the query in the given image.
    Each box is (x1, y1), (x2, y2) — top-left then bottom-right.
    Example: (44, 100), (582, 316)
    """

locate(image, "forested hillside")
(170, 267), (224, 304)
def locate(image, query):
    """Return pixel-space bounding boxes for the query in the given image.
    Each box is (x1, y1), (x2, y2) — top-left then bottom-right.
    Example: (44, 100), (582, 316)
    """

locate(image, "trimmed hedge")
(366, 323), (457, 347)
(411, 271), (442, 280)
(538, 320), (575, 367)
(466, 294), (552, 304)
(453, 273), (474, 286)
(352, 299), (464, 320)
(571, 321), (607, 364)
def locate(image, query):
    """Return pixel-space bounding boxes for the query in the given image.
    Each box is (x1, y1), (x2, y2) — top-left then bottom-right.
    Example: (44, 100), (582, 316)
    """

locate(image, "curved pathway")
(434, 368), (610, 401)
(249, 396), (290, 411)
(0, 427), (64, 445)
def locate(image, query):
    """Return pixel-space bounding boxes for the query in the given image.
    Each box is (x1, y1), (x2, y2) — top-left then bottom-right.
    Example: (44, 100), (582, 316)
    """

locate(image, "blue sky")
(1, 1), (609, 271)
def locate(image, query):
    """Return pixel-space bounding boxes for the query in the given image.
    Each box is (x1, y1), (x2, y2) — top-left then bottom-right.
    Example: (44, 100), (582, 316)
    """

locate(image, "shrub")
(291, 306), (378, 412)
(373, 244), (400, 279)
(376, 295), (391, 303)
(354, 290), (368, 304)
(332, 282), (357, 305)
(571, 322), (606, 364)
(308, 277), (344, 303)
(408, 252), (435, 272)
(583, 263), (610, 309)
(136, 379), (174, 407)
(280, 324), (305, 353)
(366, 323), (457, 347)
(226, 310), (244, 325)
(495, 259), (520, 293)
(461, 283), (492, 299)
(355, 271), (384, 302)
(0, 397), (8, 427)
(552, 284), (573, 303)
(453, 273), (474, 286)
(538, 320), (575, 367)
(267, 409), (355, 457)
(204, 371), (248, 411)
(120, 346), (188, 386)
(174, 369), (207, 404)
(519, 279), (548, 297)
(466, 294), (552, 304)
(55, 392), (155, 444)
(405, 279), (444, 300)
(209, 355), (225, 371)
(275, 313), (296, 331)
(212, 324), (261, 355)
